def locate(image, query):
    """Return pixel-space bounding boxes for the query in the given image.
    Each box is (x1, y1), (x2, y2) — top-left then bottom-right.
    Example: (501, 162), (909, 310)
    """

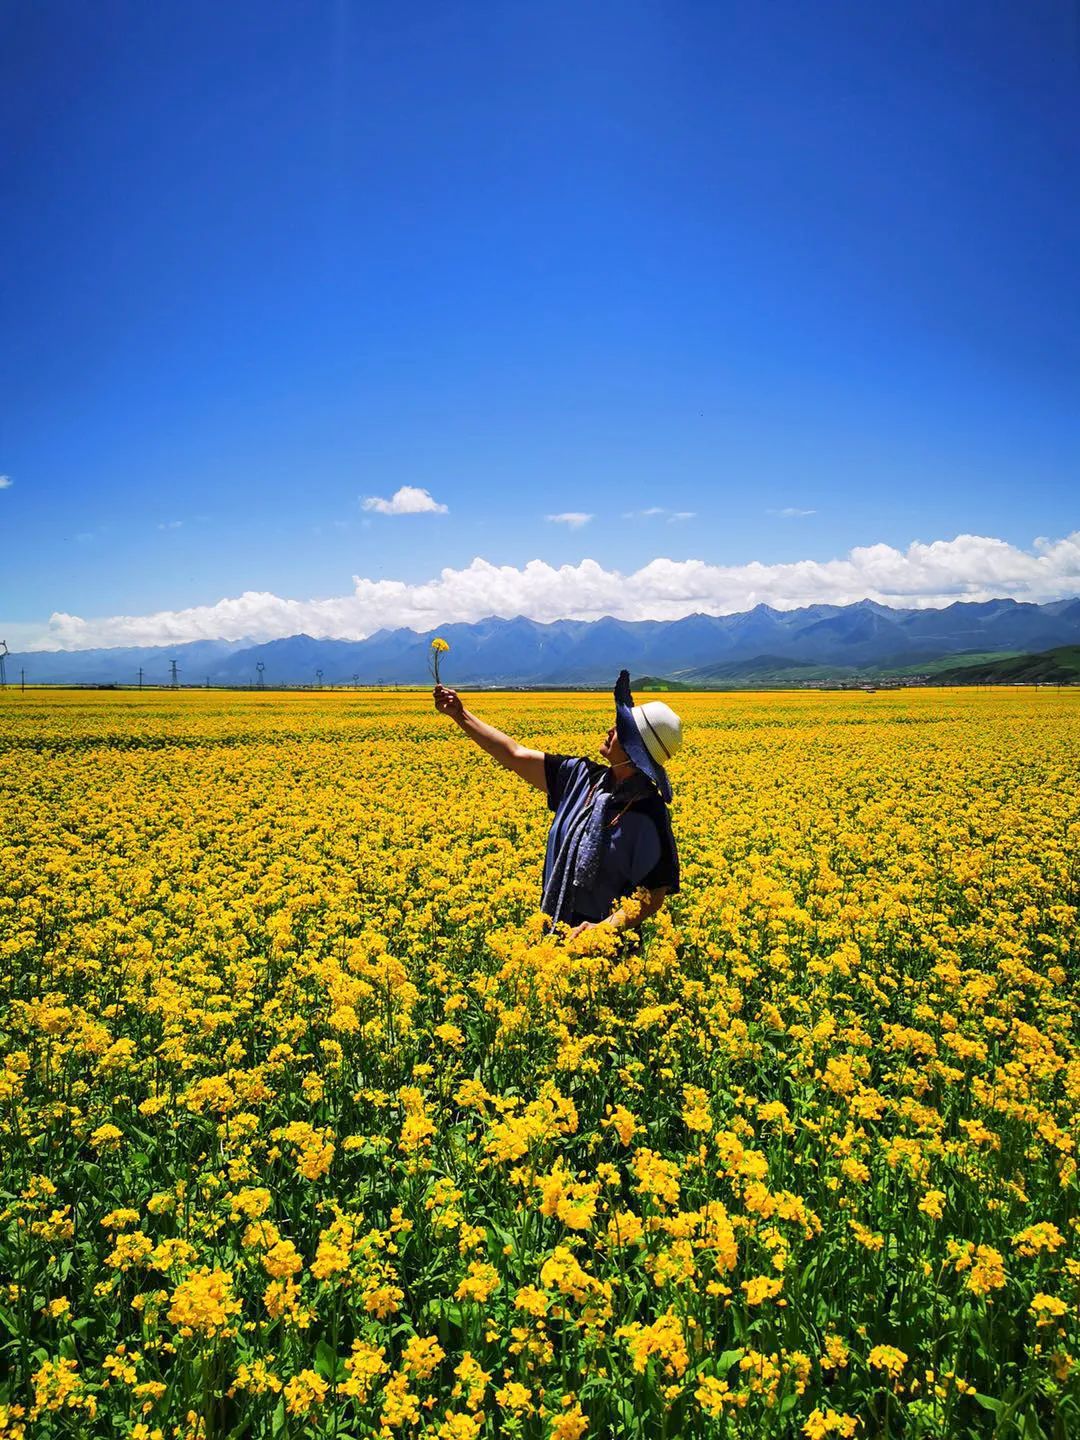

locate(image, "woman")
(433, 670), (682, 938)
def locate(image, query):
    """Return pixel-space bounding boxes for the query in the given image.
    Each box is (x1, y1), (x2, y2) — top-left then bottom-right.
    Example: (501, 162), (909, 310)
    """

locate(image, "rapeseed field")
(1, 686), (1077, 1439)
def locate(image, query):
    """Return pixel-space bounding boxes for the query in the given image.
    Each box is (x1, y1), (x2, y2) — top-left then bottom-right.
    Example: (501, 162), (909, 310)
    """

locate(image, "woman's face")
(599, 722), (632, 769)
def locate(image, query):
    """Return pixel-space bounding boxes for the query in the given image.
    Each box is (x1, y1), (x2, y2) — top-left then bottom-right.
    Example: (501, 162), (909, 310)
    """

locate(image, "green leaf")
(432, 1300), (465, 1328)
(779, 1389), (799, 1416)
(1021, 1409), (1047, 1440)
(716, 1348), (744, 1376)
(314, 1338), (342, 1381)
(613, 1395), (639, 1434)
(972, 1393), (1002, 1416)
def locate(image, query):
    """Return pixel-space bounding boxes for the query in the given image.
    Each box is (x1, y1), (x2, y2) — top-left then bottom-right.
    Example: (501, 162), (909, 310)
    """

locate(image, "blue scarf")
(541, 769), (655, 928)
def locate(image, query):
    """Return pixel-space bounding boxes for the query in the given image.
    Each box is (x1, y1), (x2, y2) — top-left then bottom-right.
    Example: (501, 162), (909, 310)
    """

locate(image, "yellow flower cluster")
(1, 684), (1078, 1437)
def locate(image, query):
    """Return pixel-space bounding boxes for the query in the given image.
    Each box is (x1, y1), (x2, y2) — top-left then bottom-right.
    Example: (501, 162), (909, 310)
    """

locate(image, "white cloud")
(361, 485), (448, 515)
(10, 531), (1080, 652)
(546, 512), (593, 528)
(0, 475), (12, 490)
(769, 507), (816, 518)
(624, 507), (696, 523)
(157, 520), (183, 531)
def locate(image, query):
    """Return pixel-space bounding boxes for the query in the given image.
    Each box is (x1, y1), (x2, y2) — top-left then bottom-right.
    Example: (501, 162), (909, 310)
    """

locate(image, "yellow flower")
(1030, 1294), (1068, 1326)
(966, 1245), (1006, 1296)
(451, 1353), (490, 1410)
(695, 1375), (735, 1418)
(283, 1369), (328, 1416)
(549, 1403), (588, 1440)
(311, 1217), (355, 1281)
(868, 1345), (908, 1379)
(513, 1285), (550, 1317)
(742, 1275), (783, 1306)
(30, 1358), (94, 1420)
(918, 1190), (945, 1221)
(380, 1370), (420, 1429)
(616, 1311), (689, 1377)
(496, 1381), (533, 1414)
(429, 637), (450, 683)
(262, 1239), (303, 1279)
(539, 1247), (601, 1304)
(100, 1208), (141, 1231)
(226, 1186), (270, 1221)
(820, 1334), (849, 1372)
(337, 1339), (387, 1401)
(603, 1105), (640, 1147)
(89, 1124), (124, 1151)
(454, 1261), (501, 1304)
(401, 1335), (444, 1380)
(849, 1220), (884, 1252)
(167, 1268), (241, 1338)
(435, 1413), (482, 1440)
(803, 1408), (858, 1438)
(1013, 1223), (1065, 1257)
(232, 1361), (283, 1396)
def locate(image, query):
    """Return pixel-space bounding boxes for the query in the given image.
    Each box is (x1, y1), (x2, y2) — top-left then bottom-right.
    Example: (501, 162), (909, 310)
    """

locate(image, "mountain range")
(8, 597), (1080, 687)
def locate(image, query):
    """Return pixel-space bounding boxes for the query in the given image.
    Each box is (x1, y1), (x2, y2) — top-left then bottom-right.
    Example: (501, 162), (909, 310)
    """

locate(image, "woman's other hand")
(433, 685), (464, 721)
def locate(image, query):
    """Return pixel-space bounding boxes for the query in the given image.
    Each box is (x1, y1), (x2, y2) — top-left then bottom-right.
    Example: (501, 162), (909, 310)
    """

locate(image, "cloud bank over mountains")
(13, 531), (1080, 652)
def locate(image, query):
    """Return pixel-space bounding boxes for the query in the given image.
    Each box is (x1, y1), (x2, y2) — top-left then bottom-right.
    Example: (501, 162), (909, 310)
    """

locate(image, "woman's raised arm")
(434, 685), (547, 791)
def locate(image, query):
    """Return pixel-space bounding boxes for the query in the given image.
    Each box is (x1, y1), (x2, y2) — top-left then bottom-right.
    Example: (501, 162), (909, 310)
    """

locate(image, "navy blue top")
(542, 753), (680, 923)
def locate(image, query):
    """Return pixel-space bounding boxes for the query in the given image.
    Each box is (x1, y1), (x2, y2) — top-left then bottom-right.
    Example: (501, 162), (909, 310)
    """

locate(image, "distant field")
(2, 687), (1078, 1438)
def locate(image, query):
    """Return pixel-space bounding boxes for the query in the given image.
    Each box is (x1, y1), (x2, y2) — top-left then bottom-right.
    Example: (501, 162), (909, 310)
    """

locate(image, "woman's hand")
(433, 685), (464, 722)
(567, 920), (600, 940)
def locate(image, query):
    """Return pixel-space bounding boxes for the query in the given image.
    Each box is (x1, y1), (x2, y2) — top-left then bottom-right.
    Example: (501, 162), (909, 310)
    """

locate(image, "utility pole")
(21, 668), (25, 692)
(170, 659), (179, 689)
(138, 666), (144, 690)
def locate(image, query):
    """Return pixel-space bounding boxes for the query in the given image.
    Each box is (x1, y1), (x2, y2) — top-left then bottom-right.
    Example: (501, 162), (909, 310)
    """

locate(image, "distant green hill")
(882, 650), (1021, 677)
(663, 650), (1025, 687)
(930, 646), (1080, 685)
(633, 647), (1077, 691)
(631, 675), (696, 691)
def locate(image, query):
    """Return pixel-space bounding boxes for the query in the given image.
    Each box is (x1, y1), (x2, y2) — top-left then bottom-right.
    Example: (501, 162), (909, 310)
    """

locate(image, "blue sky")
(2, 1), (1078, 647)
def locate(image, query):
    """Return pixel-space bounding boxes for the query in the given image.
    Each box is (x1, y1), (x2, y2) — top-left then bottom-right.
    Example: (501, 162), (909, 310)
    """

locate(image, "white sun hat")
(632, 700), (683, 769)
(614, 670), (684, 802)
